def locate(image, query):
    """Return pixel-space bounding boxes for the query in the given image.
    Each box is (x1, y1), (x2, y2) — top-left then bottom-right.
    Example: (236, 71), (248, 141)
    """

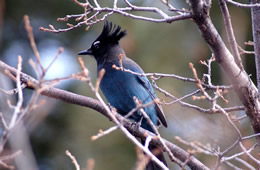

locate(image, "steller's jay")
(78, 21), (168, 170)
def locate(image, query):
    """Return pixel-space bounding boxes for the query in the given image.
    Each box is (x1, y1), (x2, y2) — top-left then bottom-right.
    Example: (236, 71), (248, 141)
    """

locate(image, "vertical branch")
(218, 0), (243, 69)
(250, 0), (260, 97)
(9, 55), (23, 128)
(0, 0), (4, 51)
(24, 15), (44, 75)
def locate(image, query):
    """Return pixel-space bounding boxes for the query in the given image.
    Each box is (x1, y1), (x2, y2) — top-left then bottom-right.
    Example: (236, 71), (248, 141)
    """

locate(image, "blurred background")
(0, 0), (258, 169)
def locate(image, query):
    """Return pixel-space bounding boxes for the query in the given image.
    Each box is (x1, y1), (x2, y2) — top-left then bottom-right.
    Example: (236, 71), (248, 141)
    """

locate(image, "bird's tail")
(141, 140), (168, 170)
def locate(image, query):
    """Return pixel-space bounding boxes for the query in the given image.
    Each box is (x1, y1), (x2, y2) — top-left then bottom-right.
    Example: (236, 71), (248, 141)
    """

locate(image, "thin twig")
(44, 47), (64, 75)
(91, 126), (118, 141)
(239, 142), (260, 164)
(219, 0), (243, 69)
(39, 0), (192, 33)
(9, 55), (23, 129)
(237, 45), (255, 55)
(134, 98), (180, 165)
(0, 113), (8, 131)
(24, 15), (44, 73)
(0, 83), (27, 95)
(65, 150), (80, 170)
(225, 161), (242, 170)
(225, 0), (260, 8)
(221, 143), (257, 162)
(233, 157), (255, 170)
(113, 64), (232, 90)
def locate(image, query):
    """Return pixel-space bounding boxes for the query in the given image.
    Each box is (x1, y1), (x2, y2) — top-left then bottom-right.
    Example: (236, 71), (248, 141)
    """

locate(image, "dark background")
(0, 0), (257, 169)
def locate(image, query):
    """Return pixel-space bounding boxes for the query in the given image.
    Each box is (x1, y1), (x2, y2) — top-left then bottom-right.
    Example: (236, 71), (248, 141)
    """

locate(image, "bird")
(78, 21), (168, 170)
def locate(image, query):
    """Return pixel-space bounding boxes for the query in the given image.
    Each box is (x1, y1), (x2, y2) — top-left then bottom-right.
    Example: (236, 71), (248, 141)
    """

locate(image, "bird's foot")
(129, 120), (141, 136)
(107, 103), (117, 112)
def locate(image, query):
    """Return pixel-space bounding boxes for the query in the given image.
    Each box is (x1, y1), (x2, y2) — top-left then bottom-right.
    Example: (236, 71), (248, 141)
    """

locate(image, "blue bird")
(79, 21), (167, 170)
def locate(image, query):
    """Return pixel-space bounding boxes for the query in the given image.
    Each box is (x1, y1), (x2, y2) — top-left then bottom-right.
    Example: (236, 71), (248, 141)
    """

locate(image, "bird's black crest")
(95, 21), (127, 43)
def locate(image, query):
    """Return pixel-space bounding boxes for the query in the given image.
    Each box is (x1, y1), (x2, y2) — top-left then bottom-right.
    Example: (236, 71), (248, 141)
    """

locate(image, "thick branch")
(0, 60), (209, 170)
(0, 60), (109, 117)
(189, 0), (260, 143)
(250, 0), (260, 97)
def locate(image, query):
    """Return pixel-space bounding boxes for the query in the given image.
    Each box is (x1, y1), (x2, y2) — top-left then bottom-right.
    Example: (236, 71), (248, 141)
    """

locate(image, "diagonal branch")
(189, 0), (260, 144)
(0, 60), (209, 170)
(218, 0), (243, 69)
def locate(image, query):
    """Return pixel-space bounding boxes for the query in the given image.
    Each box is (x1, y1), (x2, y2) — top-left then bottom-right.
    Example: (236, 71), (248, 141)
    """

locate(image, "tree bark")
(189, 0), (260, 143)
(250, 0), (260, 96)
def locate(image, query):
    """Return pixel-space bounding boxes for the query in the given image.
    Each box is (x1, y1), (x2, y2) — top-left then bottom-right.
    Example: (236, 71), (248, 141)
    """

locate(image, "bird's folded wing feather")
(137, 76), (168, 127)
(122, 57), (167, 127)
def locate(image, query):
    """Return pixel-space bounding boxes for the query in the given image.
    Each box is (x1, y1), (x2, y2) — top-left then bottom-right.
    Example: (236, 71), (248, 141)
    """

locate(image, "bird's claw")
(107, 103), (117, 112)
(129, 120), (141, 136)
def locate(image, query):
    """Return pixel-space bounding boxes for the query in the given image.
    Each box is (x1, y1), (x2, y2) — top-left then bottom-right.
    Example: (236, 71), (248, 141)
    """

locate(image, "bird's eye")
(93, 41), (100, 49)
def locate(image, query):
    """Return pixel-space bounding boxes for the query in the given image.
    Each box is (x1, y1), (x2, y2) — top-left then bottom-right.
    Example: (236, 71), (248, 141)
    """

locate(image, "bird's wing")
(122, 57), (167, 127)
(137, 76), (168, 127)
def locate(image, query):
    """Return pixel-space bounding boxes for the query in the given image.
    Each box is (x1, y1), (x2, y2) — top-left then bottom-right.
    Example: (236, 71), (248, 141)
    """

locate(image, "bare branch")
(153, 82), (244, 114)
(113, 0), (118, 8)
(39, 0), (192, 33)
(239, 142), (260, 164)
(0, 59), (209, 170)
(65, 150), (80, 170)
(159, 0), (188, 14)
(238, 45), (255, 55)
(225, 161), (243, 170)
(44, 47), (64, 75)
(225, 0), (260, 8)
(0, 113), (8, 131)
(113, 64), (233, 90)
(9, 55), (23, 129)
(3, 2), (260, 168)
(187, 61), (259, 167)
(93, 0), (101, 9)
(113, 61), (244, 116)
(233, 157), (255, 170)
(0, 83), (27, 95)
(219, 0), (243, 69)
(133, 97), (180, 165)
(221, 143), (257, 162)
(123, 0), (171, 19)
(24, 15), (44, 73)
(189, 0), (260, 144)
(250, 0), (260, 98)
(0, 150), (22, 170)
(91, 126), (118, 141)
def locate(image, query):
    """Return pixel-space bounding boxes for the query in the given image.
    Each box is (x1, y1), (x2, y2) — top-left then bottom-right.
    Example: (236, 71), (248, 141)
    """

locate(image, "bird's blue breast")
(99, 62), (158, 132)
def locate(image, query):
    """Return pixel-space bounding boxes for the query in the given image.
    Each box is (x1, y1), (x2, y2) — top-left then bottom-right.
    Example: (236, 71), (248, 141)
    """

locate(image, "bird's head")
(78, 21), (127, 61)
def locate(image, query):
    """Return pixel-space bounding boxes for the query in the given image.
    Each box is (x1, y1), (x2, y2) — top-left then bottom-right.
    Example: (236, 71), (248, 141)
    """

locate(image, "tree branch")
(189, 0), (260, 143)
(225, 0), (260, 8)
(250, 0), (260, 97)
(39, 0), (192, 33)
(0, 60), (209, 170)
(219, 0), (243, 69)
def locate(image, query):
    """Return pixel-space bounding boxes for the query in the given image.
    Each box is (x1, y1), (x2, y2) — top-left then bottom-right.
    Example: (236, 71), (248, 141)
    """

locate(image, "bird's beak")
(78, 49), (93, 55)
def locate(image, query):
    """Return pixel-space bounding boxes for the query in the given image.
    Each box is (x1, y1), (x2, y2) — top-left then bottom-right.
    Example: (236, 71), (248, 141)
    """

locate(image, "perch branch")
(0, 60), (209, 170)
